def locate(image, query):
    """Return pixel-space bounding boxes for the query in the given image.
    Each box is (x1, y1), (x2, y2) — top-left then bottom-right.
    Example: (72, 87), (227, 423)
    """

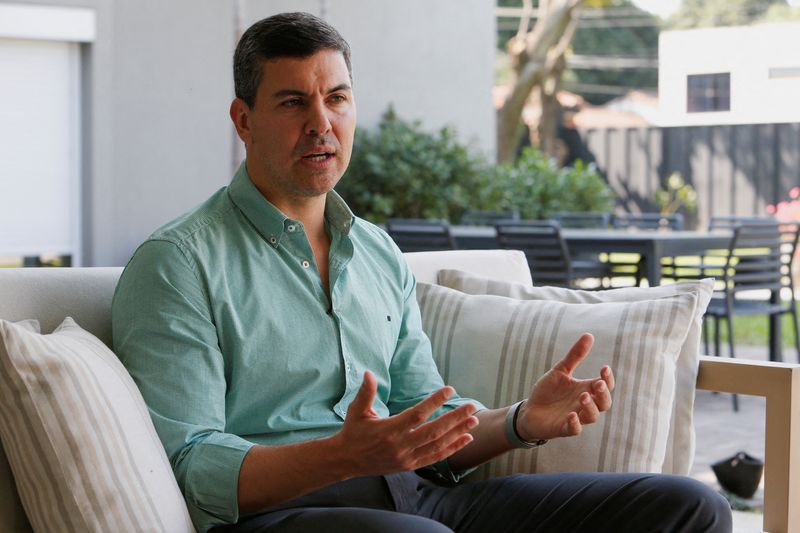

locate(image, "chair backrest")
(494, 220), (574, 287)
(722, 222), (799, 295)
(552, 211), (611, 229)
(612, 212), (684, 231)
(461, 210), (520, 226)
(385, 218), (457, 252)
(709, 215), (776, 230)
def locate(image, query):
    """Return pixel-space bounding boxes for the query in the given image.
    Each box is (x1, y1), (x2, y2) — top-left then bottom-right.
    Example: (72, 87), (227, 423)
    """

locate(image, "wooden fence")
(578, 123), (800, 229)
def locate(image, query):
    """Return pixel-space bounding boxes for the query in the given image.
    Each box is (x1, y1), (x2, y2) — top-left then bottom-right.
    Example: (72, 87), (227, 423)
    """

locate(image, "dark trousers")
(213, 471), (732, 533)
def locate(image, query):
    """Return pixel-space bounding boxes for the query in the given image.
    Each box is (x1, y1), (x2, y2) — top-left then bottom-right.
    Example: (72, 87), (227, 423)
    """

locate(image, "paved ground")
(690, 345), (777, 532)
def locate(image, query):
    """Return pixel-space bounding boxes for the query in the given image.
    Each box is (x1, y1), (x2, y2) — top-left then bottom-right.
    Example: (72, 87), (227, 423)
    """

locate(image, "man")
(112, 12), (731, 533)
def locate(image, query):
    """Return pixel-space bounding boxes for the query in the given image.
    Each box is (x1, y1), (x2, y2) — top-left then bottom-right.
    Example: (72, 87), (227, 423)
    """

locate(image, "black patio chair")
(551, 212), (613, 286)
(494, 220), (609, 288)
(691, 222), (800, 410)
(708, 215), (777, 230)
(664, 215), (779, 282)
(385, 218), (457, 253)
(552, 211), (611, 229)
(461, 210), (520, 226)
(612, 212), (684, 231)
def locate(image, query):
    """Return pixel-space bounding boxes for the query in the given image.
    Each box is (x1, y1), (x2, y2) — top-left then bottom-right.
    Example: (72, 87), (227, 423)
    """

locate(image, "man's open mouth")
(302, 152), (334, 162)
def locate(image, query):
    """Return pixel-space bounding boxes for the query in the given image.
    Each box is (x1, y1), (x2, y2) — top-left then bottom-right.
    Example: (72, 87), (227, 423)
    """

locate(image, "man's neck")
(272, 195), (328, 242)
(246, 175), (329, 242)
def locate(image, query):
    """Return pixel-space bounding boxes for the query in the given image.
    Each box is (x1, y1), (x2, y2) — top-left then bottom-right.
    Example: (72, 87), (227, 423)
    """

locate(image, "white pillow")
(416, 281), (708, 479)
(0, 317), (195, 533)
(0, 320), (38, 533)
(437, 270), (714, 475)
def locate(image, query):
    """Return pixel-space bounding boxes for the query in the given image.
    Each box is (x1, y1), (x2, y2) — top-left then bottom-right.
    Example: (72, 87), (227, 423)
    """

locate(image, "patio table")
(559, 229), (733, 287)
(451, 226), (732, 286)
(451, 226), (790, 362)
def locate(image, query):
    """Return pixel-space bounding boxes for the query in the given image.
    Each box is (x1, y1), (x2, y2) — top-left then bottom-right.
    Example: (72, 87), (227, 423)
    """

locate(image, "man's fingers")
(601, 366), (615, 391)
(591, 378), (613, 411)
(415, 432), (475, 469)
(392, 386), (456, 429)
(412, 412), (478, 459)
(553, 333), (594, 375)
(347, 371), (378, 419)
(403, 402), (477, 449)
(561, 412), (582, 437)
(577, 392), (600, 424)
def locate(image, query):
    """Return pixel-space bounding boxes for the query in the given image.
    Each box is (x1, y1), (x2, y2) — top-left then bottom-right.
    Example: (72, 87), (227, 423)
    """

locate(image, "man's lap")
(213, 471), (732, 533)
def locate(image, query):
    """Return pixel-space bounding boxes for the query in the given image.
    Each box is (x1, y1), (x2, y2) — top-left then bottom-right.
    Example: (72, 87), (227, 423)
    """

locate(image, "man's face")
(238, 49), (356, 202)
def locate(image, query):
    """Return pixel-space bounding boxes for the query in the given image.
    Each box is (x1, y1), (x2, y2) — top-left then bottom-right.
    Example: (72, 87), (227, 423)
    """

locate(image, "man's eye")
(330, 94), (348, 104)
(282, 99), (303, 107)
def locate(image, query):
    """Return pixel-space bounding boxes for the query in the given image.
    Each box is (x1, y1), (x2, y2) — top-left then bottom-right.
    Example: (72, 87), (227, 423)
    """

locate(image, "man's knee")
(655, 476), (732, 532)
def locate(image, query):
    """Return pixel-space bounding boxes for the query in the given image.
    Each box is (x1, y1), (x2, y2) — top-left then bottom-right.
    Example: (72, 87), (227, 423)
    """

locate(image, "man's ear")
(230, 98), (252, 145)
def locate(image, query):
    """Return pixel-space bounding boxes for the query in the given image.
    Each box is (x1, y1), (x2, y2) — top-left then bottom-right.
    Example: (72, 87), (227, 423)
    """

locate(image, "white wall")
(659, 22), (800, 126)
(106, 0), (235, 266)
(242, 0), (496, 156)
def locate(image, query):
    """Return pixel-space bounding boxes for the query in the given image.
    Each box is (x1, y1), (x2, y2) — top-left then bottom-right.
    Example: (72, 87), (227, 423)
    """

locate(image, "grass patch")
(605, 253), (798, 349)
(703, 304), (799, 349)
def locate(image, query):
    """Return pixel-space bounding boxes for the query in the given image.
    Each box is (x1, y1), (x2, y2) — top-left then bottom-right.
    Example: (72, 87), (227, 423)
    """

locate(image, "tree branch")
(497, 0), (582, 163)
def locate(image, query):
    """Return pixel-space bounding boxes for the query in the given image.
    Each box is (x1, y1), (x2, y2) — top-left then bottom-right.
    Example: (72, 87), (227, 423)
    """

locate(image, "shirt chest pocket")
(339, 291), (403, 369)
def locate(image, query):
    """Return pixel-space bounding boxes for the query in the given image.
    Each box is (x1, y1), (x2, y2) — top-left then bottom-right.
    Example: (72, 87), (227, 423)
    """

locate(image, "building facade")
(659, 21), (800, 127)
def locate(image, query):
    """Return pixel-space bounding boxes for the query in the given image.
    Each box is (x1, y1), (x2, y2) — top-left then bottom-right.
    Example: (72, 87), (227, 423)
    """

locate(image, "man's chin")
(293, 176), (342, 198)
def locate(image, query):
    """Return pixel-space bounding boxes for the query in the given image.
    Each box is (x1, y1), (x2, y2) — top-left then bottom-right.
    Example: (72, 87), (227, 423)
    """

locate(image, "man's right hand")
(238, 371), (478, 513)
(333, 371), (479, 477)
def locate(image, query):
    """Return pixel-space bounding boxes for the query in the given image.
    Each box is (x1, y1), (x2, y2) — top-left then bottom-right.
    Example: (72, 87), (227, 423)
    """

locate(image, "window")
(0, 4), (95, 266)
(687, 73), (730, 113)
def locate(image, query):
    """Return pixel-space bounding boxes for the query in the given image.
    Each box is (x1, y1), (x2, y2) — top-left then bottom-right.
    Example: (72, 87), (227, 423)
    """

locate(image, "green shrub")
(336, 108), (615, 223)
(491, 147), (615, 219)
(337, 108), (493, 223)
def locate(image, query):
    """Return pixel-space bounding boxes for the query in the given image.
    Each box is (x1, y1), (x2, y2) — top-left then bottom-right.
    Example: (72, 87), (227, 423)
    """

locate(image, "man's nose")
(305, 100), (332, 136)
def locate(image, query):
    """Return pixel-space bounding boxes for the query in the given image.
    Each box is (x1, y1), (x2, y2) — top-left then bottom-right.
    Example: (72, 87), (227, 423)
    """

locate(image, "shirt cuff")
(181, 433), (254, 531)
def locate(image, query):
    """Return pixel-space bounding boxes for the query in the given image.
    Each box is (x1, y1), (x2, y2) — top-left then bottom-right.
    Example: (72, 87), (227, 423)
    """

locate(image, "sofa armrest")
(697, 356), (800, 533)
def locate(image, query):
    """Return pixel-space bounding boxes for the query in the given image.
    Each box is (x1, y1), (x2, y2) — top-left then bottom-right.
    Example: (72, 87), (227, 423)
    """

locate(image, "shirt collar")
(228, 161), (355, 247)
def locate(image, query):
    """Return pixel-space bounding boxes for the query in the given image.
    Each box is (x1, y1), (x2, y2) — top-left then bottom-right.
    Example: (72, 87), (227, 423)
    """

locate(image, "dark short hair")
(233, 12), (352, 108)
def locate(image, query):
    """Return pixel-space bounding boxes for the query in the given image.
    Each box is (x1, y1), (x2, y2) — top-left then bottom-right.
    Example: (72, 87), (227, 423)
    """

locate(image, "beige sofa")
(0, 249), (798, 532)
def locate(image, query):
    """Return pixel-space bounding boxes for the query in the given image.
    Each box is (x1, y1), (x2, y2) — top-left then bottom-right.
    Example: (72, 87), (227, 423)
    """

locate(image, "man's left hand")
(516, 333), (615, 442)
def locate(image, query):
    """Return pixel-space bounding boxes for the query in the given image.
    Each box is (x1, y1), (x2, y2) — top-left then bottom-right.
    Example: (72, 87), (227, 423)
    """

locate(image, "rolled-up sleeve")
(112, 240), (252, 531)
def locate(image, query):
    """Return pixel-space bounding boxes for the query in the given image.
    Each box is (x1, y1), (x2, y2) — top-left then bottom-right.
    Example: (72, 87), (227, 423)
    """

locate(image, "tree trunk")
(496, 0), (582, 163)
(538, 54), (567, 160)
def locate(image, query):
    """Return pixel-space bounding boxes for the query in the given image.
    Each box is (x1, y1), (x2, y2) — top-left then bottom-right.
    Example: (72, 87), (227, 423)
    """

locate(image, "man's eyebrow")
(271, 84), (352, 99)
(328, 83), (352, 93)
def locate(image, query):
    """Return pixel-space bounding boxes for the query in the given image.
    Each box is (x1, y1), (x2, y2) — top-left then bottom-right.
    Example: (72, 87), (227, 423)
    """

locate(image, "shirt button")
(302, 260), (310, 268)
(287, 224), (296, 232)
(269, 236), (277, 245)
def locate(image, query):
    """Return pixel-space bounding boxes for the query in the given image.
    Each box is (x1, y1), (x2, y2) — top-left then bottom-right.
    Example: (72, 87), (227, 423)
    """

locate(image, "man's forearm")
(446, 407), (515, 472)
(237, 434), (352, 513)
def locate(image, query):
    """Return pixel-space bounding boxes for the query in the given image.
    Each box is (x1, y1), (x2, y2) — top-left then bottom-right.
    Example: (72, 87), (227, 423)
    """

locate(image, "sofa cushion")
(403, 250), (532, 285)
(416, 281), (709, 478)
(0, 317), (194, 533)
(437, 270), (714, 475)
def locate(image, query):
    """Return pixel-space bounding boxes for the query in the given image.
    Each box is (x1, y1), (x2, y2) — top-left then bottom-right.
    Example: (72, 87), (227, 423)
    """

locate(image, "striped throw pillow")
(0, 317), (195, 533)
(437, 270), (714, 475)
(416, 282), (704, 478)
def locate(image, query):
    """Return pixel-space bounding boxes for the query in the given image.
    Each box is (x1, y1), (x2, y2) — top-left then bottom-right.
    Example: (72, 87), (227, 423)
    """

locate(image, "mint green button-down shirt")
(111, 163), (481, 532)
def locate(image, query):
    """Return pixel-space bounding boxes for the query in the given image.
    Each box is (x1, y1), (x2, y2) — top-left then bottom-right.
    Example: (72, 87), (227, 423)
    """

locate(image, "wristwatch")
(504, 400), (548, 449)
